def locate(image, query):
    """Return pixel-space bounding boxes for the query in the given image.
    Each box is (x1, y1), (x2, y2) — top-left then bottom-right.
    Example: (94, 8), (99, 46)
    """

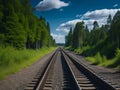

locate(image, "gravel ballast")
(0, 51), (54, 90)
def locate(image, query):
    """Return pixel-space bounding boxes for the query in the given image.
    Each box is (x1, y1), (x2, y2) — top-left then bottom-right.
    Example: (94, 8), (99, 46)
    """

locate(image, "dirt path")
(0, 51), (54, 90)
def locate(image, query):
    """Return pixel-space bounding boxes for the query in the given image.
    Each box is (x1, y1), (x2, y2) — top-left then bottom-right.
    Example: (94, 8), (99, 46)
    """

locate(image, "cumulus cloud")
(51, 33), (65, 43)
(81, 9), (120, 29)
(54, 8), (120, 43)
(81, 9), (119, 20)
(56, 8), (120, 33)
(36, 0), (69, 11)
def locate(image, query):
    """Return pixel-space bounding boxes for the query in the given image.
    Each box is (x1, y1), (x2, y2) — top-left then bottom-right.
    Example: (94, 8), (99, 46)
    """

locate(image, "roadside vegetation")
(86, 49), (120, 69)
(0, 46), (56, 79)
(65, 11), (120, 69)
(0, 0), (57, 79)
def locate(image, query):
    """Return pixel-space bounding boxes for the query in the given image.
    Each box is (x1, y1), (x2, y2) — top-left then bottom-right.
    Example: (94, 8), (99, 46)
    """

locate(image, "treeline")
(65, 11), (120, 58)
(0, 0), (56, 49)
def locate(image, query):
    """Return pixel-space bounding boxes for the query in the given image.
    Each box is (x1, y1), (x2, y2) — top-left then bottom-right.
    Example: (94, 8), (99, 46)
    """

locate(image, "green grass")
(86, 52), (107, 65)
(101, 49), (120, 69)
(64, 46), (74, 51)
(85, 49), (120, 69)
(65, 46), (91, 53)
(74, 46), (90, 54)
(0, 46), (56, 80)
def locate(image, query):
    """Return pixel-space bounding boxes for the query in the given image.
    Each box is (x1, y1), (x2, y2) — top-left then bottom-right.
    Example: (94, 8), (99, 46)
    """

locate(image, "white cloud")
(76, 14), (82, 18)
(55, 9), (120, 43)
(113, 4), (118, 7)
(36, 0), (69, 11)
(51, 33), (65, 43)
(81, 9), (119, 20)
(56, 8), (120, 33)
(81, 9), (120, 29)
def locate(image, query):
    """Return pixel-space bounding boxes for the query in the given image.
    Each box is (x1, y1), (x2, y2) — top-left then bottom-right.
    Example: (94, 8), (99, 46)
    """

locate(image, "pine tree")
(93, 21), (99, 30)
(65, 27), (73, 47)
(0, 0), (55, 49)
(72, 22), (84, 48)
(109, 11), (120, 48)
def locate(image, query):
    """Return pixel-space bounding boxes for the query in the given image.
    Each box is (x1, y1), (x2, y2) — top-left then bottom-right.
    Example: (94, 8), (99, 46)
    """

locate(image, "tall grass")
(86, 49), (120, 69)
(86, 52), (107, 65)
(101, 49), (120, 69)
(74, 46), (90, 54)
(0, 46), (56, 79)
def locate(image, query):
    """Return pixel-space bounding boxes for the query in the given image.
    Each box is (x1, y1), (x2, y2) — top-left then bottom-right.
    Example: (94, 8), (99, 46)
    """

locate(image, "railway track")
(25, 48), (119, 90)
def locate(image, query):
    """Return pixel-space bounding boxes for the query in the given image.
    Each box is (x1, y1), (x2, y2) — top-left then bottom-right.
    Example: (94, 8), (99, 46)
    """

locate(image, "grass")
(0, 46), (56, 80)
(86, 52), (107, 65)
(66, 44), (120, 69)
(69, 45), (120, 69)
(64, 46), (74, 51)
(85, 49), (120, 69)
(74, 46), (90, 54)
(101, 49), (120, 69)
(65, 46), (91, 53)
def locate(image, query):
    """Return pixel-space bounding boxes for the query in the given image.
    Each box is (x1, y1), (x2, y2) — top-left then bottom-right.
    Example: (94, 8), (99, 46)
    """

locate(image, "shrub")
(0, 46), (56, 79)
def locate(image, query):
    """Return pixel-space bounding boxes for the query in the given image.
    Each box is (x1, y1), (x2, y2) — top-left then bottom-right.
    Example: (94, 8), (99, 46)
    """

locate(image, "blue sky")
(30, 0), (120, 43)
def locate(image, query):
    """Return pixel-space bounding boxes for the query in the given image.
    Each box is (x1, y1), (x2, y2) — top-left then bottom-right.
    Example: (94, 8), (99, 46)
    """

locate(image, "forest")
(65, 11), (120, 69)
(0, 0), (56, 79)
(0, 0), (56, 49)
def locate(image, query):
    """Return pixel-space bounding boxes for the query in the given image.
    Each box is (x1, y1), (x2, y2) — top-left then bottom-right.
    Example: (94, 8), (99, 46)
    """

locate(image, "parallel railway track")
(25, 48), (119, 90)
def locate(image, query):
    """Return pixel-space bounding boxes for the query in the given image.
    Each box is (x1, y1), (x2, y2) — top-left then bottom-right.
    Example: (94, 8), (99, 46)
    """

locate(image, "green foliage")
(72, 22), (85, 48)
(109, 11), (120, 49)
(0, 46), (56, 79)
(5, 14), (26, 48)
(65, 11), (120, 69)
(86, 49), (120, 69)
(94, 52), (104, 64)
(86, 52), (107, 65)
(74, 46), (90, 54)
(107, 14), (112, 26)
(104, 49), (120, 68)
(93, 21), (99, 30)
(0, 0), (56, 49)
(65, 27), (73, 47)
(113, 49), (120, 68)
(0, 0), (56, 79)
